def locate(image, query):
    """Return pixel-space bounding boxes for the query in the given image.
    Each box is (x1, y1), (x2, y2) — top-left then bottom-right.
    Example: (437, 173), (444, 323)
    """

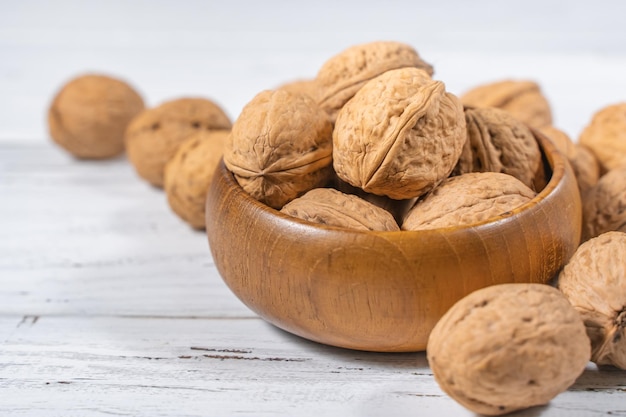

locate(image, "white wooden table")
(2, 1), (626, 415)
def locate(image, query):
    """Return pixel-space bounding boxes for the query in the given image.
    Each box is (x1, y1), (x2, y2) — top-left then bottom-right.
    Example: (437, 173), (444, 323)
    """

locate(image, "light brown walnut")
(125, 97), (232, 187)
(280, 188), (399, 231)
(581, 167), (626, 241)
(164, 130), (229, 230)
(540, 126), (600, 197)
(454, 107), (543, 190)
(460, 79), (553, 129)
(224, 89), (333, 209)
(48, 73), (144, 159)
(276, 78), (321, 102)
(579, 103), (626, 172)
(333, 67), (466, 200)
(427, 283), (590, 416)
(315, 41), (433, 122)
(558, 231), (626, 369)
(402, 172), (535, 230)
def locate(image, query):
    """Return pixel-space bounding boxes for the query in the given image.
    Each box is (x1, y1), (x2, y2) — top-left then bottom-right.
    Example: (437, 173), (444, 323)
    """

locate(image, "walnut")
(460, 79), (552, 129)
(558, 231), (626, 369)
(427, 283), (590, 416)
(315, 41), (434, 122)
(333, 67), (466, 200)
(164, 130), (229, 230)
(48, 74), (144, 159)
(454, 107), (543, 190)
(402, 172), (535, 230)
(223, 89), (333, 209)
(581, 167), (626, 241)
(579, 103), (626, 172)
(540, 126), (600, 197)
(276, 78), (321, 102)
(280, 188), (400, 231)
(331, 175), (416, 225)
(125, 97), (231, 187)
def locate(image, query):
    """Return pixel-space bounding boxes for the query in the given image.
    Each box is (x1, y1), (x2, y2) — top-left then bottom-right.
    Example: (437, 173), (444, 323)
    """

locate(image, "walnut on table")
(454, 107), (544, 191)
(48, 73), (144, 159)
(333, 67), (466, 200)
(581, 167), (626, 241)
(460, 79), (553, 129)
(125, 97), (232, 187)
(402, 172), (535, 231)
(579, 102), (626, 173)
(223, 89), (333, 209)
(427, 283), (590, 416)
(164, 129), (230, 230)
(558, 231), (626, 369)
(280, 187), (400, 231)
(315, 41), (434, 122)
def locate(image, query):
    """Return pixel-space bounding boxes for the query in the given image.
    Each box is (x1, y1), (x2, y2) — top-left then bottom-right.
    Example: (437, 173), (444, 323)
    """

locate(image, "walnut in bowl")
(205, 130), (581, 352)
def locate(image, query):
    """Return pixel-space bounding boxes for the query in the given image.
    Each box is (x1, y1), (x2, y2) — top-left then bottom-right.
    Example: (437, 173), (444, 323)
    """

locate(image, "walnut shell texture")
(164, 129), (229, 230)
(316, 41), (434, 122)
(276, 78), (321, 102)
(125, 97), (232, 187)
(280, 188), (400, 231)
(402, 172), (535, 230)
(540, 126), (600, 197)
(579, 103), (626, 172)
(427, 283), (590, 416)
(333, 67), (466, 200)
(582, 167), (626, 241)
(224, 89), (333, 209)
(455, 107), (543, 190)
(558, 231), (626, 369)
(48, 73), (145, 159)
(460, 79), (553, 129)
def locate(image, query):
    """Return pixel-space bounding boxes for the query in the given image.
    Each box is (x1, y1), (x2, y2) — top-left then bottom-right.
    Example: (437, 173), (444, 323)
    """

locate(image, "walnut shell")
(316, 41), (434, 122)
(540, 126), (600, 197)
(460, 79), (552, 129)
(454, 107), (543, 191)
(582, 167), (626, 241)
(333, 67), (466, 200)
(224, 89), (333, 209)
(427, 283), (590, 416)
(402, 172), (535, 230)
(48, 74), (144, 159)
(276, 78), (321, 102)
(280, 188), (399, 231)
(579, 103), (626, 172)
(164, 130), (229, 230)
(558, 231), (626, 369)
(125, 97), (232, 187)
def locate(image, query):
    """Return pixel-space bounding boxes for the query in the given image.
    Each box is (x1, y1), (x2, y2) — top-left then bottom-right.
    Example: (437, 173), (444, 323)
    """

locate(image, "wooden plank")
(1, 315), (625, 417)
(0, 145), (251, 318)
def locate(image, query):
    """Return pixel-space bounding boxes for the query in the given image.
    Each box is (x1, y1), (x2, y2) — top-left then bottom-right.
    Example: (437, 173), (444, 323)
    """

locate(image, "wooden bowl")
(205, 131), (581, 352)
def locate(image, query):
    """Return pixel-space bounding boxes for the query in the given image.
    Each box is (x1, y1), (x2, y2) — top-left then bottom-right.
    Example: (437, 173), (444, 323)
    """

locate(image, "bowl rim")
(216, 128), (567, 236)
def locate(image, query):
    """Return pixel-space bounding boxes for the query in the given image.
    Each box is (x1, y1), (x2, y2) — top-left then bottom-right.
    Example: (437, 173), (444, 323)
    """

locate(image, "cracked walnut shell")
(427, 283), (590, 416)
(579, 103), (626, 172)
(224, 89), (333, 209)
(455, 107), (543, 190)
(333, 67), (466, 200)
(48, 74), (144, 159)
(558, 231), (626, 369)
(402, 172), (535, 230)
(315, 41), (434, 122)
(460, 79), (552, 129)
(581, 167), (626, 241)
(164, 129), (229, 230)
(280, 188), (400, 231)
(125, 97), (232, 187)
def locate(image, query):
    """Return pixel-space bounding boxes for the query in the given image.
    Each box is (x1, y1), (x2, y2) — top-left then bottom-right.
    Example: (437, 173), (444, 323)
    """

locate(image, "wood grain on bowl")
(205, 131), (581, 352)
